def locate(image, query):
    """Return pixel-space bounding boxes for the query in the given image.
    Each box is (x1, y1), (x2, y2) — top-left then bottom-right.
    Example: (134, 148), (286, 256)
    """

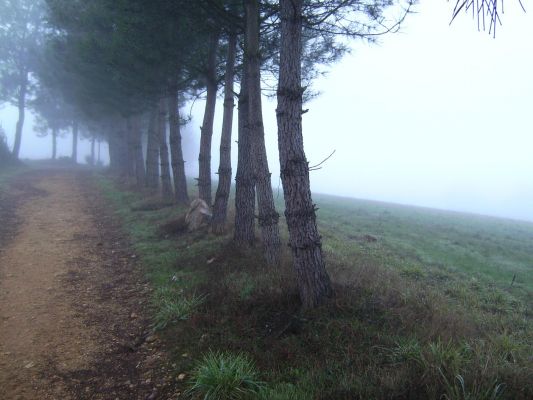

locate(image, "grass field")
(315, 193), (533, 297)
(96, 175), (532, 400)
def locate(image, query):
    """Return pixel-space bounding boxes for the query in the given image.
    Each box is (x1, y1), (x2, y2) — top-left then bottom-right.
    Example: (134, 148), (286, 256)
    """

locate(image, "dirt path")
(0, 171), (175, 399)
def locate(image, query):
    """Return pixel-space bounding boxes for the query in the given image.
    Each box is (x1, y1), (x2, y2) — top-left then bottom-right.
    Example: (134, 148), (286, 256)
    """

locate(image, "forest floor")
(0, 169), (178, 399)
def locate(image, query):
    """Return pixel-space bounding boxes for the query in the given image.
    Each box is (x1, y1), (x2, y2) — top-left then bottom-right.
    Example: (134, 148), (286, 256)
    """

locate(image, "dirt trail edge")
(0, 170), (176, 400)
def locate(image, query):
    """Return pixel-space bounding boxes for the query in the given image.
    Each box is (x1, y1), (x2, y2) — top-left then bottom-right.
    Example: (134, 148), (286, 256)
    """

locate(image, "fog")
(2, 2), (532, 222)
(0, 108), (110, 164)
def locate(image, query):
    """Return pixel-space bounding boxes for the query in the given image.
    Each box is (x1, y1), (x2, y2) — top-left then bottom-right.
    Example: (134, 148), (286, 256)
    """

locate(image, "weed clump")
(441, 374), (505, 400)
(153, 285), (205, 329)
(187, 351), (264, 399)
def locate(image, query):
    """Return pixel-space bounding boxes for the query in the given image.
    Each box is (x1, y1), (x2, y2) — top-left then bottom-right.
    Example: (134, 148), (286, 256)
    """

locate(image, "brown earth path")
(0, 170), (176, 399)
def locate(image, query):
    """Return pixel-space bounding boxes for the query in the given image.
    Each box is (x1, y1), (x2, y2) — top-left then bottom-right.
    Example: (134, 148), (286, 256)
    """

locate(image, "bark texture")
(246, 0), (281, 265)
(71, 121), (78, 163)
(108, 122), (129, 176)
(126, 118), (136, 179)
(233, 69), (256, 245)
(276, 0), (333, 308)
(158, 100), (173, 200)
(212, 32), (237, 235)
(107, 134), (116, 170)
(51, 128), (57, 160)
(198, 31), (220, 205)
(12, 71), (28, 159)
(167, 90), (189, 204)
(90, 138), (96, 165)
(131, 115), (145, 188)
(145, 109), (160, 191)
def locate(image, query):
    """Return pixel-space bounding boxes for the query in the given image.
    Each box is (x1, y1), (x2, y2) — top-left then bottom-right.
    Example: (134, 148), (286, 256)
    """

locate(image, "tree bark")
(108, 133), (116, 170)
(97, 140), (101, 164)
(167, 90), (189, 204)
(233, 68), (256, 246)
(246, 0), (281, 265)
(198, 31), (220, 205)
(212, 32), (237, 234)
(90, 137), (96, 165)
(52, 128), (57, 160)
(131, 115), (145, 188)
(158, 99), (173, 200)
(71, 121), (79, 163)
(145, 108), (160, 191)
(108, 122), (129, 176)
(276, 0), (333, 308)
(118, 120), (130, 176)
(126, 118), (136, 178)
(12, 70), (28, 159)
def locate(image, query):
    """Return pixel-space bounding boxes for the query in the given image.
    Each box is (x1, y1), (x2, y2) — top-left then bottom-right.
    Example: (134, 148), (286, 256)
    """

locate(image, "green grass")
(95, 175), (533, 400)
(315, 196), (533, 292)
(314, 193), (533, 295)
(188, 351), (265, 399)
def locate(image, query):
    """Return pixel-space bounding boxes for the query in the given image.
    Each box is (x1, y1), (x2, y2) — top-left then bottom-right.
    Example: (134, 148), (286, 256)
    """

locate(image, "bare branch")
(449, 0), (527, 37)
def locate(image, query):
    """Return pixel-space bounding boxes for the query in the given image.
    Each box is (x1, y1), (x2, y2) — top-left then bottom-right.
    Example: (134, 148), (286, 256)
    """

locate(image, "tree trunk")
(126, 118), (136, 179)
(108, 124), (129, 176)
(168, 90), (189, 204)
(145, 108), (160, 191)
(277, 0), (333, 308)
(12, 70), (28, 159)
(117, 120), (130, 176)
(108, 134), (120, 173)
(71, 121), (79, 163)
(212, 32), (237, 234)
(246, 0), (281, 265)
(90, 137), (96, 165)
(233, 67), (256, 246)
(158, 99), (173, 200)
(108, 134), (116, 170)
(198, 31), (220, 205)
(52, 128), (57, 160)
(130, 115), (145, 187)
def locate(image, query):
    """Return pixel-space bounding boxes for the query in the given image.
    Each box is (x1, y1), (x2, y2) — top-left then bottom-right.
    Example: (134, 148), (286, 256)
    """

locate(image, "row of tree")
(0, 0), (416, 307)
(1, 0), (500, 307)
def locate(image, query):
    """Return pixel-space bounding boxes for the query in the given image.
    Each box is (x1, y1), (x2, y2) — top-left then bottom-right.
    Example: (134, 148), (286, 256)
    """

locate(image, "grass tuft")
(441, 374), (505, 400)
(153, 288), (205, 330)
(187, 351), (265, 400)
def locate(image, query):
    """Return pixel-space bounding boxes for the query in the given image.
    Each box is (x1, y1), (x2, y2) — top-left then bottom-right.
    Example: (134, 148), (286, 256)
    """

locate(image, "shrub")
(188, 351), (265, 400)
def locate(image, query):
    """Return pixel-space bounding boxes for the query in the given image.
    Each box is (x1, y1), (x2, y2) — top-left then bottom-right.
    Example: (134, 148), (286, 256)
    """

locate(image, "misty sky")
(1, 1), (532, 222)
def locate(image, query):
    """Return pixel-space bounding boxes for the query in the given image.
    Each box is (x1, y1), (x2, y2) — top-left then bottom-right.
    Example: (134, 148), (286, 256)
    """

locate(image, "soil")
(0, 169), (178, 400)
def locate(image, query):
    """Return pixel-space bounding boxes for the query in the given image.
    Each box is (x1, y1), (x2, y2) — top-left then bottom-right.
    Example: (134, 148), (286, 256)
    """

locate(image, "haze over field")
(1, 1), (532, 222)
